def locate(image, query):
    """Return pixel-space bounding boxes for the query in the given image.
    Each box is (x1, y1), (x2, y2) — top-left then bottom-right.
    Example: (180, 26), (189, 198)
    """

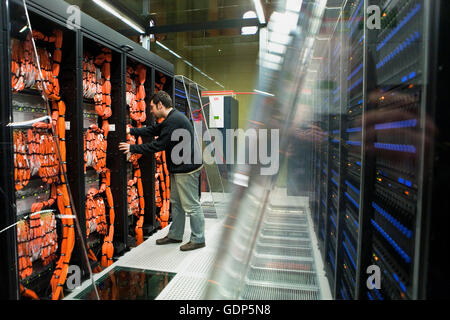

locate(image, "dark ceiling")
(62, 0), (343, 90)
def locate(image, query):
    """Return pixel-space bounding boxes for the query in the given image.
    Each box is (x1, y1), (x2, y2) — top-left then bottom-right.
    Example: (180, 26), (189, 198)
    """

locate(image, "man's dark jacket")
(129, 109), (202, 174)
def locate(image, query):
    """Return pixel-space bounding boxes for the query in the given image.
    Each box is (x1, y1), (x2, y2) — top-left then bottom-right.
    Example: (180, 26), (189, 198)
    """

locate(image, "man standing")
(119, 90), (205, 251)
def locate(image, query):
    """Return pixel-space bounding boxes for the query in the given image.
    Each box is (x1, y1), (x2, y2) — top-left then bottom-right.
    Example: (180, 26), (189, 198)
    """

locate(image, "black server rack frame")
(310, 0), (450, 300)
(0, 0), (174, 300)
(153, 69), (174, 230)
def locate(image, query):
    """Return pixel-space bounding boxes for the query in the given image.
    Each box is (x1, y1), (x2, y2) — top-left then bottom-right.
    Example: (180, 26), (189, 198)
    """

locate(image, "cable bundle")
(10, 30), (63, 99)
(11, 34), (37, 92)
(83, 54), (97, 99)
(11, 27), (76, 300)
(17, 220), (32, 279)
(126, 64), (147, 245)
(14, 130), (31, 190)
(40, 212), (58, 266)
(50, 183), (75, 300)
(85, 187), (108, 237)
(153, 78), (170, 229)
(82, 48), (115, 268)
(16, 186), (59, 280)
(127, 182), (139, 217)
(154, 143), (170, 228)
(84, 124), (107, 173)
(100, 169), (115, 267)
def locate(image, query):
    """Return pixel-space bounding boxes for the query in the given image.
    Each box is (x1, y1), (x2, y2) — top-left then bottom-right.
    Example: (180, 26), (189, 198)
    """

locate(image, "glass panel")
(74, 267), (175, 300)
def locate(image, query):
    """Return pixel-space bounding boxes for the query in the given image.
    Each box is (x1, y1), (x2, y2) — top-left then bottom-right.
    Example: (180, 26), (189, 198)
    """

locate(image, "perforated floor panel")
(65, 189), (332, 300)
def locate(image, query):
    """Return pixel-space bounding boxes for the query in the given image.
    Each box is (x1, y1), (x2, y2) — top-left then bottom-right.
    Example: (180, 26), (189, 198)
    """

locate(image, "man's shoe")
(156, 236), (182, 245)
(180, 241), (205, 251)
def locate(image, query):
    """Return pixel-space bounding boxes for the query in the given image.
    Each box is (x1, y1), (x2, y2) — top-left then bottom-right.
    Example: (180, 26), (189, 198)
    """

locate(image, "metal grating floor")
(241, 284), (321, 300)
(237, 188), (331, 300)
(65, 189), (332, 300)
(258, 236), (312, 247)
(255, 244), (313, 258)
(247, 267), (318, 288)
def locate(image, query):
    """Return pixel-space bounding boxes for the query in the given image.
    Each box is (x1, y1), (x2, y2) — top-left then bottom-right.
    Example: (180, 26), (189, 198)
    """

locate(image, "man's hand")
(119, 142), (130, 154)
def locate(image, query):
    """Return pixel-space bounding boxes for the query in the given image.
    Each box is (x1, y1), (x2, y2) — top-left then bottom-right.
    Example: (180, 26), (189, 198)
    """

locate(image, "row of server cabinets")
(174, 76), (206, 193)
(0, 0), (175, 299)
(310, 0), (450, 299)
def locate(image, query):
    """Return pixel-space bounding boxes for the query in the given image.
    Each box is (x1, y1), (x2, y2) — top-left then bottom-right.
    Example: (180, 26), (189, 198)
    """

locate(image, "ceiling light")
(253, 0), (266, 24)
(267, 42), (286, 55)
(155, 40), (181, 58)
(19, 25), (28, 33)
(286, 0), (303, 12)
(242, 10), (258, 35)
(92, 0), (145, 34)
(254, 89), (274, 96)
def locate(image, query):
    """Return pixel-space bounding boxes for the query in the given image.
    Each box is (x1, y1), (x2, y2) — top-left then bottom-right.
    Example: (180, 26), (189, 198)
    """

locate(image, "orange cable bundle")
(11, 27), (77, 300)
(17, 220), (32, 279)
(41, 212), (58, 266)
(20, 284), (39, 300)
(11, 38), (25, 91)
(153, 110), (170, 229)
(126, 64), (147, 244)
(13, 130), (31, 190)
(82, 47), (115, 270)
(101, 168), (115, 267)
(50, 183), (75, 300)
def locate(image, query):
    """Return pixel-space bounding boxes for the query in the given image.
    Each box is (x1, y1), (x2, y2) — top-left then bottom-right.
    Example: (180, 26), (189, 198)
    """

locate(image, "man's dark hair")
(151, 90), (173, 108)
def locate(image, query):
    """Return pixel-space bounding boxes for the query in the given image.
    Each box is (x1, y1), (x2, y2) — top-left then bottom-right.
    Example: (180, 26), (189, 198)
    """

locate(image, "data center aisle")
(65, 190), (331, 300)
(238, 188), (332, 300)
(64, 194), (225, 300)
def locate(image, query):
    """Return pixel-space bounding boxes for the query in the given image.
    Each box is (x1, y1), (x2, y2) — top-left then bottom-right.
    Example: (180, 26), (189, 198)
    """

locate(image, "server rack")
(310, 0), (450, 299)
(0, 0), (174, 300)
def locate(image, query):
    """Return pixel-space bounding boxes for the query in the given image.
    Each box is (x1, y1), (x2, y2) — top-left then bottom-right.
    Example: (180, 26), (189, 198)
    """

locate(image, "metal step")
(262, 221), (308, 231)
(258, 235), (312, 247)
(246, 266), (318, 288)
(265, 214), (307, 224)
(240, 283), (321, 300)
(261, 228), (310, 238)
(251, 255), (314, 272)
(268, 205), (305, 212)
(255, 244), (313, 258)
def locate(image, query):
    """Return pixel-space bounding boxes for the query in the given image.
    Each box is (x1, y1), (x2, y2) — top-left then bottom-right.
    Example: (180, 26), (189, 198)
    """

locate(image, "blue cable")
(348, 63), (363, 81)
(331, 177), (338, 186)
(377, 4), (421, 52)
(372, 202), (412, 238)
(347, 127), (362, 133)
(345, 180), (360, 195)
(371, 219), (411, 263)
(343, 232), (357, 258)
(342, 241), (357, 269)
(375, 119), (417, 130)
(374, 143), (416, 153)
(377, 31), (420, 69)
(345, 192), (359, 209)
(328, 250), (335, 270)
(347, 141), (362, 146)
(348, 77), (363, 92)
(330, 215), (337, 229)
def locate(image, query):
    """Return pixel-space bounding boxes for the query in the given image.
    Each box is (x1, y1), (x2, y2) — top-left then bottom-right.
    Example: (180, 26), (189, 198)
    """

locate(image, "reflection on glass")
(74, 267), (175, 300)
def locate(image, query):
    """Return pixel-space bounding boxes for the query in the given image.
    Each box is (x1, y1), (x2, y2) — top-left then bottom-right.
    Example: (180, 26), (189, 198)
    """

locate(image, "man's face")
(150, 101), (163, 119)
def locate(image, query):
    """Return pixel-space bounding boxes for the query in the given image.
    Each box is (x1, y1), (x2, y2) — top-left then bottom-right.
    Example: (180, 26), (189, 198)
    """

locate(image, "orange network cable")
(126, 64), (146, 245)
(153, 78), (171, 229)
(11, 28), (78, 300)
(82, 48), (115, 268)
